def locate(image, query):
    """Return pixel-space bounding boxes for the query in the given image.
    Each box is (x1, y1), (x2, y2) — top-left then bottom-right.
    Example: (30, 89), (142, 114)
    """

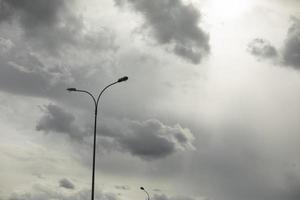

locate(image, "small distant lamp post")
(67, 76), (128, 200)
(140, 187), (150, 200)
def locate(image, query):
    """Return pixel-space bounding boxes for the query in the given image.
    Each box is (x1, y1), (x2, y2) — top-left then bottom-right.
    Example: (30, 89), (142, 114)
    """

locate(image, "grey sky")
(1, 0), (300, 200)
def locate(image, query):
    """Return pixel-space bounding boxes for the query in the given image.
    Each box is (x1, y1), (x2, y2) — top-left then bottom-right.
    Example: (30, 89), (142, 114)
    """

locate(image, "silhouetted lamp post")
(67, 76), (128, 200)
(140, 187), (150, 200)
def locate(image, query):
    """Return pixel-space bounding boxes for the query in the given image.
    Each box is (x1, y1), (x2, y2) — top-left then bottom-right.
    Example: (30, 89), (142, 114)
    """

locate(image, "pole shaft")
(91, 107), (97, 200)
(74, 81), (119, 200)
(146, 190), (150, 200)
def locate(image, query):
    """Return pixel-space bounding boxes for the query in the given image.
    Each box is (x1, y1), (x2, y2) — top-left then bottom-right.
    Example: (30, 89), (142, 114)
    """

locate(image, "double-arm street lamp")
(140, 187), (150, 200)
(67, 76), (128, 200)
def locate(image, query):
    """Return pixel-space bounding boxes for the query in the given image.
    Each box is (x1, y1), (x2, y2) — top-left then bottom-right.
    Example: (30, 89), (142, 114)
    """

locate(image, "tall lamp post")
(140, 187), (150, 200)
(67, 76), (128, 200)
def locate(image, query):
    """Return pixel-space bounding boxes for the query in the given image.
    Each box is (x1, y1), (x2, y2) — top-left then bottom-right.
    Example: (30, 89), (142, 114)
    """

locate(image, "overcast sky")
(1, 0), (300, 200)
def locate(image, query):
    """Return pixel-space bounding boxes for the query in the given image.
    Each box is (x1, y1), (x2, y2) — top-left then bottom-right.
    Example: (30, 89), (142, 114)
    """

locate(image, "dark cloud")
(98, 119), (195, 160)
(0, 2), (117, 99)
(0, 0), (75, 55)
(36, 105), (195, 160)
(0, 0), (67, 25)
(115, 0), (209, 64)
(59, 178), (75, 190)
(247, 38), (278, 59)
(0, 44), (72, 97)
(0, 35), (116, 101)
(0, 0), (118, 55)
(282, 17), (300, 68)
(36, 104), (85, 140)
(0, 0), (12, 22)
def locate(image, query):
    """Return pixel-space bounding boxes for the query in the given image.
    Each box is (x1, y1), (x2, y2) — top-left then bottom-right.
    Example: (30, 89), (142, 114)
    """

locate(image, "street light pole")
(140, 187), (150, 200)
(67, 76), (128, 200)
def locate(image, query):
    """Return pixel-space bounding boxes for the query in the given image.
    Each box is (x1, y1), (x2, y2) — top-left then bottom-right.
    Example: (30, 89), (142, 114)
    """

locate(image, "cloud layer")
(7, 184), (201, 200)
(8, 183), (118, 200)
(0, 0), (117, 57)
(36, 104), (195, 160)
(0, 0), (77, 54)
(2, 1), (300, 200)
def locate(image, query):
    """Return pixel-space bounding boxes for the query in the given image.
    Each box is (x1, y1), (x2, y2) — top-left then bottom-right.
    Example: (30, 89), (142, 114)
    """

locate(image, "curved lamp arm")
(96, 81), (118, 107)
(96, 76), (128, 106)
(75, 89), (97, 107)
(140, 187), (150, 200)
(67, 76), (128, 109)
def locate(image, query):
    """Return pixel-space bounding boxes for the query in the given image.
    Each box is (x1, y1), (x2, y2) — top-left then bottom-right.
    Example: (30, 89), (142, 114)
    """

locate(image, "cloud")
(247, 38), (278, 59)
(0, 0), (118, 55)
(0, 0), (67, 26)
(282, 17), (300, 68)
(0, 0), (75, 55)
(36, 105), (195, 160)
(114, 185), (130, 190)
(115, 0), (209, 64)
(36, 104), (85, 140)
(152, 194), (202, 200)
(8, 184), (119, 200)
(0, 44), (73, 97)
(59, 178), (75, 190)
(0, 32), (116, 100)
(248, 17), (300, 70)
(0, 1), (118, 99)
(98, 119), (195, 160)
(0, 184), (212, 200)
(0, 36), (13, 52)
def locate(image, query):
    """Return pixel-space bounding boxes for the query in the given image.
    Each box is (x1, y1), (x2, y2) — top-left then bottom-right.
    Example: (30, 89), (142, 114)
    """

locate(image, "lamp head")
(140, 187), (145, 190)
(117, 76), (128, 82)
(67, 88), (77, 92)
